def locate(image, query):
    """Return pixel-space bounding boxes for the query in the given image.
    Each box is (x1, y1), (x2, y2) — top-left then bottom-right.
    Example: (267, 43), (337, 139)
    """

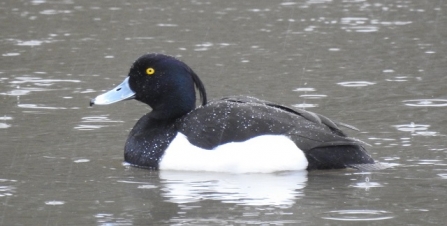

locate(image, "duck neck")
(147, 87), (196, 120)
(148, 100), (195, 120)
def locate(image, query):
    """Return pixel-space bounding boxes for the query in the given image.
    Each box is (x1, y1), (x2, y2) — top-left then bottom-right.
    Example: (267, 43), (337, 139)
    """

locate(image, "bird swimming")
(90, 53), (381, 173)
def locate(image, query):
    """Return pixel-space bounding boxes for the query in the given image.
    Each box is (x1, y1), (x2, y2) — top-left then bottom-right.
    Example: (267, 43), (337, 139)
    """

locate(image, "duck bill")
(89, 77), (135, 106)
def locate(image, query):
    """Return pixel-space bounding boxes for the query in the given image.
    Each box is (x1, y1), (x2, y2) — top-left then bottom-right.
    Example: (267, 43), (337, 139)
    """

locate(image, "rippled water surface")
(1, 0), (447, 225)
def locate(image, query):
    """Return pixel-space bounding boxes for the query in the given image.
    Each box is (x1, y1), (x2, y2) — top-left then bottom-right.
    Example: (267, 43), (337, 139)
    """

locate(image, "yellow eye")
(146, 68), (155, 75)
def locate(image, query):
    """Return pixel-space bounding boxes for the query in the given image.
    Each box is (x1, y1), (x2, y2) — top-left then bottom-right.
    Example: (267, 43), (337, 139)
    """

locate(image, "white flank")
(159, 132), (308, 173)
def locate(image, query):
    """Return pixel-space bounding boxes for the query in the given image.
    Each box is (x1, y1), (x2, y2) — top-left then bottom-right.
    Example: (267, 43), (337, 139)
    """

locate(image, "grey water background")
(1, 0), (446, 225)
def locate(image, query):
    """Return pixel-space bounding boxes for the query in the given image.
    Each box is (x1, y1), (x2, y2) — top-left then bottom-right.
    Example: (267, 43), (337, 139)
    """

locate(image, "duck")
(89, 53), (380, 173)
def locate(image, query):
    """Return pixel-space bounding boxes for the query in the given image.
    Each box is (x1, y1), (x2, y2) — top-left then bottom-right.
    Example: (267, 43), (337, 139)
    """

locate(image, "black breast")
(124, 114), (177, 169)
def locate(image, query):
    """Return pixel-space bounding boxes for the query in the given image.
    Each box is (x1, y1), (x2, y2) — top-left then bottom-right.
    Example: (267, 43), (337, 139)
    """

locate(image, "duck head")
(90, 53), (207, 119)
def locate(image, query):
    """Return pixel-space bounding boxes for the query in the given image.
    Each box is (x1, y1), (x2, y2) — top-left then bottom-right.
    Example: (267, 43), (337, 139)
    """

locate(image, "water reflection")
(160, 171), (307, 207)
(0, 178), (16, 197)
(292, 87), (320, 108)
(2, 53), (20, 57)
(74, 115), (124, 131)
(350, 176), (384, 189)
(95, 213), (133, 226)
(393, 123), (439, 136)
(0, 123), (11, 129)
(321, 209), (394, 221)
(415, 159), (444, 165)
(73, 159), (90, 163)
(0, 116), (13, 129)
(18, 103), (67, 110)
(292, 103), (318, 108)
(337, 81), (376, 87)
(299, 94), (327, 99)
(340, 17), (379, 33)
(45, 200), (65, 205)
(403, 99), (447, 107)
(386, 76), (409, 82)
(279, 1), (414, 34)
(0, 76), (81, 97)
(293, 88), (316, 92)
(393, 123), (429, 132)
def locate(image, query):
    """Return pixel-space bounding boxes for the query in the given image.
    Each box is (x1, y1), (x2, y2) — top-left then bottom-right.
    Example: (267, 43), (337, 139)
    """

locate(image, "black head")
(127, 53), (207, 119)
(90, 53), (207, 119)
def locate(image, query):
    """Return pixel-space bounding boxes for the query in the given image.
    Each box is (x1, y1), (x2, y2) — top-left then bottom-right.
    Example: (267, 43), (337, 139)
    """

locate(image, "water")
(1, 0), (447, 225)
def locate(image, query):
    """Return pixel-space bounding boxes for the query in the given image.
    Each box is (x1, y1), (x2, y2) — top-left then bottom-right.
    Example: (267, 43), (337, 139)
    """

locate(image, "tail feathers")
(306, 145), (375, 170)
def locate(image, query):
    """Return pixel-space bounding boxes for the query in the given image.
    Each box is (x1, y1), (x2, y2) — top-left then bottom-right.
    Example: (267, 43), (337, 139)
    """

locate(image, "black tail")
(306, 145), (375, 170)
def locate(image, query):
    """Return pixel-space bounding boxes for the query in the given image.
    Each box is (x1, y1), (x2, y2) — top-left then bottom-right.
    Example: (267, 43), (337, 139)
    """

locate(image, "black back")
(175, 96), (374, 170)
